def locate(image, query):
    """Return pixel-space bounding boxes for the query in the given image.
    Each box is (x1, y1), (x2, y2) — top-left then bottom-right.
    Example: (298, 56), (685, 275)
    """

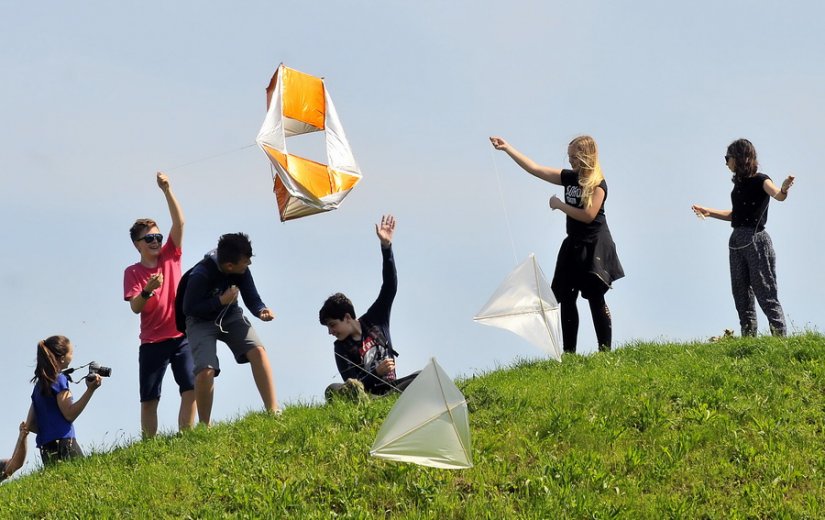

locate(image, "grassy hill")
(2, 333), (824, 518)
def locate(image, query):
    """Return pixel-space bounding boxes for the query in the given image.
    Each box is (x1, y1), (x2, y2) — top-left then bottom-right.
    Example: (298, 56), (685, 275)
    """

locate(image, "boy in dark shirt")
(319, 215), (418, 401)
(182, 232), (279, 424)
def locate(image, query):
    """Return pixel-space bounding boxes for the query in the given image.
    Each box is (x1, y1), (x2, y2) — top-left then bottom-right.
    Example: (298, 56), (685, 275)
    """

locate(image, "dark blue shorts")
(138, 336), (195, 402)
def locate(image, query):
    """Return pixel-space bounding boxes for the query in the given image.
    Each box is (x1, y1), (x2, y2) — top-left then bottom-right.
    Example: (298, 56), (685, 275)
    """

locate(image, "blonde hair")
(569, 135), (604, 209)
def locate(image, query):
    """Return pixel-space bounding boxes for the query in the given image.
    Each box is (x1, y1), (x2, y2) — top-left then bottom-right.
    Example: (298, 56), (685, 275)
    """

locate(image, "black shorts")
(139, 336), (195, 402)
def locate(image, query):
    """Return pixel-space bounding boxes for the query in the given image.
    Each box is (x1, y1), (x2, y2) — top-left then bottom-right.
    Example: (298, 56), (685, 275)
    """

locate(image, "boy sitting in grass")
(319, 215), (419, 401)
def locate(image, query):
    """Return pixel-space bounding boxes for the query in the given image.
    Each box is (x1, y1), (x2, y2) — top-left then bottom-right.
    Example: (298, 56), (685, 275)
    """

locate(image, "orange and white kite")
(256, 64), (362, 222)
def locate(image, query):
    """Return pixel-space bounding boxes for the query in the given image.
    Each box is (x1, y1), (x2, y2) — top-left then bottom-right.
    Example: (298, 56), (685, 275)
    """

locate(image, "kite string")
(488, 146), (519, 265)
(164, 143), (257, 172)
(332, 350), (405, 395)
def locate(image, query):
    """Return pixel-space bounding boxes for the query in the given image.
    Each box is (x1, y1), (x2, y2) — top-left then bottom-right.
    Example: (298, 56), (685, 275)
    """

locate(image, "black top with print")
(560, 169), (608, 239)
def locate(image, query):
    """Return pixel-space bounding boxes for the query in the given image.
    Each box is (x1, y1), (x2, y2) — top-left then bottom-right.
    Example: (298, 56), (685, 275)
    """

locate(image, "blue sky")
(2, 1), (823, 477)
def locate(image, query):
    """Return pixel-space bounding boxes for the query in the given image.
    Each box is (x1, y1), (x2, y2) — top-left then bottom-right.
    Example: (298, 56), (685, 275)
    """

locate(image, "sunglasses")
(724, 155), (733, 162)
(138, 233), (164, 244)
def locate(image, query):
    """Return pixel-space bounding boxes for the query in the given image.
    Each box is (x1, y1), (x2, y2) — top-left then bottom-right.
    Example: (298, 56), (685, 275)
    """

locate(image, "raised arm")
(374, 215), (398, 303)
(3, 421), (30, 478)
(691, 204), (733, 221)
(489, 137), (563, 185)
(157, 172), (184, 248)
(763, 175), (795, 202)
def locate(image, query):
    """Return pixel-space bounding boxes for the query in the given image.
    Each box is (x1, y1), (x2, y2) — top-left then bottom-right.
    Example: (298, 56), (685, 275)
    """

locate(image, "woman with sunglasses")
(692, 139), (795, 337)
(490, 135), (624, 353)
(123, 172), (196, 437)
(27, 335), (102, 465)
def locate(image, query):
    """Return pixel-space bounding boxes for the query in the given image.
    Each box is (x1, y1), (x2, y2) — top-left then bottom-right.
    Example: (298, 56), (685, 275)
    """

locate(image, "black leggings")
(558, 291), (612, 353)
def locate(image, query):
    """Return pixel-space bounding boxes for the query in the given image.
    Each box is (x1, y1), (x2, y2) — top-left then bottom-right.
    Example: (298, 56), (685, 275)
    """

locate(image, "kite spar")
(256, 64), (362, 222)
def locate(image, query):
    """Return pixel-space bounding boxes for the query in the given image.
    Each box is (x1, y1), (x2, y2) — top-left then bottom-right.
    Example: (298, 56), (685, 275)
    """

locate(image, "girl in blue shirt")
(27, 335), (103, 465)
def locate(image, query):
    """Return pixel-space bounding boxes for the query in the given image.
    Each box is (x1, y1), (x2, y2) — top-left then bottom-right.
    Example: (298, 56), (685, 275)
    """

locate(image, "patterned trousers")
(728, 228), (786, 336)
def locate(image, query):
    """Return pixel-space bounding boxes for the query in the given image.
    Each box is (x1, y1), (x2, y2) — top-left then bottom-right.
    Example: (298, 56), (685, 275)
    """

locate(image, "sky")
(2, 1), (823, 477)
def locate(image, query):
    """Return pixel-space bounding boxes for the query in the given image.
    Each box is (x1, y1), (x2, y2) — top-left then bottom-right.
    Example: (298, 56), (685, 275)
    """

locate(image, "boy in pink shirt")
(123, 173), (196, 437)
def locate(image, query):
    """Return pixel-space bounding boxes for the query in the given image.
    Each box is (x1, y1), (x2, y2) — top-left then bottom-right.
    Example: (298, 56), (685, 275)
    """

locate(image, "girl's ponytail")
(31, 336), (70, 396)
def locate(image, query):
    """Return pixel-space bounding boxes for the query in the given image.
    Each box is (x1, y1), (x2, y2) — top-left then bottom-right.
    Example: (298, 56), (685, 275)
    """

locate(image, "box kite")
(474, 254), (563, 361)
(370, 358), (472, 469)
(256, 64), (362, 222)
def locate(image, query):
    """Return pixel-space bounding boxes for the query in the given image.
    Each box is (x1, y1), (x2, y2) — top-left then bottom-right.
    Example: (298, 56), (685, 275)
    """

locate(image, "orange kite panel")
(285, 154), (335, 199)
(261, 144), (288, 170)
(281, 67), (325, 131)
(328, 170), (361, 193)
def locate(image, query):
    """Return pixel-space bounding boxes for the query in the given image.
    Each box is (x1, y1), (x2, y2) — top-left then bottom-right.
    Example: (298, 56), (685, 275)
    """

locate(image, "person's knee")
(195, 368), (215, 382)
(325, 383), (343, 402)
(245, 346), (268, 364)
(141, 399), (160, 411)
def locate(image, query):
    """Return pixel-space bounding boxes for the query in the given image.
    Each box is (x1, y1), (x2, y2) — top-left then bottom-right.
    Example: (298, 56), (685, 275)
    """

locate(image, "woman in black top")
(692, 138), (795, 336)
(490, 135), (624, 353)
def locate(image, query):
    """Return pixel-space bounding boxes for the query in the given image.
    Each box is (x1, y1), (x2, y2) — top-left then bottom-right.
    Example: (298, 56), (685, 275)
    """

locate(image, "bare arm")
(549, 187), (605, 223)
(4, 421), (29, 477)
(691, 205), (732, 221)
(490, 137), (563, 185)
(56, 376), (101, 423)
(158, 172), (184, 248)
(763, 175), (795, 202)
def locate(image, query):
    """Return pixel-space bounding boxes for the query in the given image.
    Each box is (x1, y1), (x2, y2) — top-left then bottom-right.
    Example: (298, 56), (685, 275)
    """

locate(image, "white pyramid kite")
(473, 254), (563, 361)
(370, 358), (472, 469)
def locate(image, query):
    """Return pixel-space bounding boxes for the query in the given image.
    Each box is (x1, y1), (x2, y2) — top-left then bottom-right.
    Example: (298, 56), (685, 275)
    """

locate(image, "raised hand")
(549, 194), (564, 210)
(375, 214), (396, 247)
(156, 171), (170, 192)
(489, 136), (510, 151)
(781, 175), (795, 193)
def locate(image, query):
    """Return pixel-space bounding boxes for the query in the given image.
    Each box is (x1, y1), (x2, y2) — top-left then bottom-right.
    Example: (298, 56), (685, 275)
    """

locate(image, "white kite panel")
(474, 254), (563, 361)
(370, 358), (472, 469)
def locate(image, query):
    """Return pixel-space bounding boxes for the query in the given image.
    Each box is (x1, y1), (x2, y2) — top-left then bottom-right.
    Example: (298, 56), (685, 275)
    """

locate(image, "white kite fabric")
(370, 358), (472, 470)
(256, 64), (362, 222)
(473, 253), (563, 361)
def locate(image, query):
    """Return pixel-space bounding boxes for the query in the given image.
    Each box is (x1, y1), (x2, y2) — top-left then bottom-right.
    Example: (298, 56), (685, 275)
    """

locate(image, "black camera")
(85, 362), (112, 382)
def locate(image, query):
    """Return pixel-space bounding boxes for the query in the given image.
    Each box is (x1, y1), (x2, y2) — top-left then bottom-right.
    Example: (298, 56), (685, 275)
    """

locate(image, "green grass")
(2, 333), (825, 518)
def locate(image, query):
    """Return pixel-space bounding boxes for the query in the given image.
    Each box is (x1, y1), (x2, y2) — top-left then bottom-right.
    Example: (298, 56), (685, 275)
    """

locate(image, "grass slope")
(2, 333), (824, 518)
